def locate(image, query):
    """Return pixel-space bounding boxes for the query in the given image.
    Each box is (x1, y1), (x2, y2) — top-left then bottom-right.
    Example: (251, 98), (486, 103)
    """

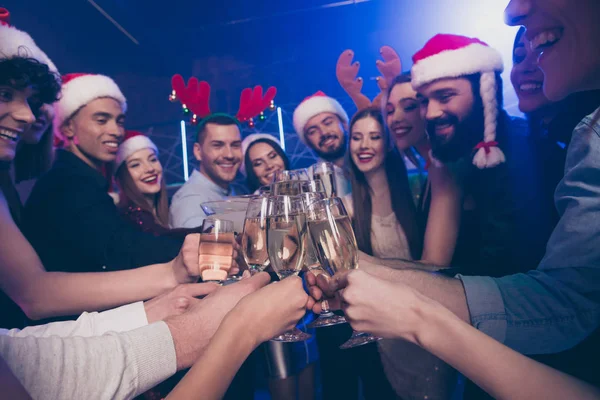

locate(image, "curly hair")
(0, 56), (61, 108)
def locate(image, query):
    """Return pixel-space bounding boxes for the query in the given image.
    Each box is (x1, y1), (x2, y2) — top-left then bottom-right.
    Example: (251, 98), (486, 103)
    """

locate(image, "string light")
(269, 99), (276, 111)
(169, 90), (177, 102)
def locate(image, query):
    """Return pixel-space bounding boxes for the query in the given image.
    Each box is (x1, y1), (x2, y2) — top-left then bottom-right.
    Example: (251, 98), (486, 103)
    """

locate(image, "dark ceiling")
(6, 0), (520, 126)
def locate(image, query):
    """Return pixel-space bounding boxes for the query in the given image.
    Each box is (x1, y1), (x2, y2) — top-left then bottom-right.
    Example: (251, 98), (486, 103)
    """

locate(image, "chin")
(0, 149), (15, 162)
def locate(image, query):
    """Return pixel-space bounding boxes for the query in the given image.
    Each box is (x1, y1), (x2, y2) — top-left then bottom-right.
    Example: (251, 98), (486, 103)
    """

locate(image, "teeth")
(104, 142), (118, 148)
(142, 176), (157, 183)
(0, 129), (18, 140)
(531, 30), (560, 51)
(358, 154), (373, 160)
(520, 83), (542, 91)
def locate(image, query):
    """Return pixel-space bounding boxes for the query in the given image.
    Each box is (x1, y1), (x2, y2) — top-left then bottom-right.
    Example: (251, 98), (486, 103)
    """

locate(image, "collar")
(188, 169), (231, 196)
(54, 150), (109, 190)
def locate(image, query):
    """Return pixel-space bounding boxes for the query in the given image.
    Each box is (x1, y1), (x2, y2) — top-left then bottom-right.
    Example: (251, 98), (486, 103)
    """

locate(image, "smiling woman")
(241, 134), (290, 193)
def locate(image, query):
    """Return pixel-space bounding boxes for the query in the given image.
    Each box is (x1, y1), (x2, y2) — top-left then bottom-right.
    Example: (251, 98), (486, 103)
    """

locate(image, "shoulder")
(575, 107), (600, 138)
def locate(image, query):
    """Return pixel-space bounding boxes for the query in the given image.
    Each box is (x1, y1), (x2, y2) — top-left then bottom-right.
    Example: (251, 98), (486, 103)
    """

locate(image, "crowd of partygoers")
(1, 0), (600, 399)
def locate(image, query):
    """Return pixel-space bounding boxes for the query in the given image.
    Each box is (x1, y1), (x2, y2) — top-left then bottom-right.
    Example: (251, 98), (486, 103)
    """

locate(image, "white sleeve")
(0, 322), (177, 400)
(4, 302), (148, 338)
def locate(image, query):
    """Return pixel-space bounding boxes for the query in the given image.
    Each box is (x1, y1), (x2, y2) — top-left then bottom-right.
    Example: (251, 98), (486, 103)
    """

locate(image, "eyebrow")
(92, 112), (113, 118)
(322, 116), (334, 124)
(432, 88), (457, 97)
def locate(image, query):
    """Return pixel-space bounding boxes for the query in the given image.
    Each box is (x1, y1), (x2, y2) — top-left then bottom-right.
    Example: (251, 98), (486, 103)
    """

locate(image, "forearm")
(0, 322), (177, 400)
(0, 355), (31, 400)
(5, 302), (148, 338)
(418, 305), (600, 400)
(22, 262), (176, 320)
(167, 318), (256, 400)
(359, 255), (470, 322)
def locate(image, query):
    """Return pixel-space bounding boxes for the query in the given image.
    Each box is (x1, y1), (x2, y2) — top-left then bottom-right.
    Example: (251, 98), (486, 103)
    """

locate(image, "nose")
(107, 120), (124, 140)
(505, 0), (532, 26)
(143, 160), (156, 173)
(425, 101), (444, 122)
(359, 136), (371, 150)
(12, 100), (36, 126)
(223, 145), (234, 160)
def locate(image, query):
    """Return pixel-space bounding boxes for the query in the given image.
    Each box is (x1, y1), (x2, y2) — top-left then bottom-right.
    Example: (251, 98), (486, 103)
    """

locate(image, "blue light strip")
(180, 120), (189, 181)
(277, 107), (285, 150)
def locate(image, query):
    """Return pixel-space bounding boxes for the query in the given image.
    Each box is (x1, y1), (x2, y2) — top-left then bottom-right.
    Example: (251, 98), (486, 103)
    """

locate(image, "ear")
(62, 119), (76, 141)
(193, 142), (202, 162)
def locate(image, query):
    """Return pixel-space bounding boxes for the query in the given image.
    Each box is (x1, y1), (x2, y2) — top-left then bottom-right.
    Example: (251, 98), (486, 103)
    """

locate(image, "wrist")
(165, 259), (180, 288)
(412, 296), (457, 351)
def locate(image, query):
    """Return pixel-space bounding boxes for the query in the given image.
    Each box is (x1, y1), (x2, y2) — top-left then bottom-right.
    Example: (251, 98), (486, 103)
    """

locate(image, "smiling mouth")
(393, 126), (412, 138)
(530, 29), (562, 52)
(519, 82), (543, 94)
(142, 175), (159, 184)
(357, 153), (374, 163)
(321, 137), (337, 147)
(103, 141), (119, 151)
(0, 128), (20, 142)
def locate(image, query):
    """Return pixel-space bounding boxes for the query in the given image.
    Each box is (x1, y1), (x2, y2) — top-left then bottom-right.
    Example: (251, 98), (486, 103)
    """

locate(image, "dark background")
(7, 0), (520, 186)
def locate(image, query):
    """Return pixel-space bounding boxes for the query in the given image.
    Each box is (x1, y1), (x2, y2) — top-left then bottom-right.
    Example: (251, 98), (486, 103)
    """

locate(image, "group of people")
(1, 0), (600, 399)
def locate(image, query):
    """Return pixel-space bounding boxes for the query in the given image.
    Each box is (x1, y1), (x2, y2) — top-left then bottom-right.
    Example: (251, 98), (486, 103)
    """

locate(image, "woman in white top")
(344, 106), (457, 399)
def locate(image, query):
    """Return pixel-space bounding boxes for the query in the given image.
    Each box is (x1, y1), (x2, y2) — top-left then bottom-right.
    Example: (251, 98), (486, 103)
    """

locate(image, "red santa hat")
(240, 133), (282, 176)
(411, 34), (505, 169)
(0, 8), (58, 74)
(54, 72), (127, 143)
(116, 130), (158, 168)
(293, 91), (349, 144)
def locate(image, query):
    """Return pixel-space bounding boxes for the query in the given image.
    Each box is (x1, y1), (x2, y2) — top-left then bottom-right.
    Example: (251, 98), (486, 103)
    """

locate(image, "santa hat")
(411, 34), (505, 169)
(293, 91), (349, 144)
(0, 8), (58, 74)
(54, 72), (127, 142)
(116, 130), (158, 168)
(240, 133), (282, 176)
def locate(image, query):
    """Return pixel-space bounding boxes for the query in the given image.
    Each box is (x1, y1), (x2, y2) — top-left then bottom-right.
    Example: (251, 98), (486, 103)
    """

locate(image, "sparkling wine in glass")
(266, 195), (311, 342)
(241, 196), (270, 274)
(307, 198), (382, 347)
(199, 218), (235, 284)
(311, 162), (337, 198)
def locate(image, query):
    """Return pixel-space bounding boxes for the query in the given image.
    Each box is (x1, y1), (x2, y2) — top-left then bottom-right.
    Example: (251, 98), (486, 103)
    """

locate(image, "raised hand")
(225, 276), (309, 344)
(335, 270), (439, 342)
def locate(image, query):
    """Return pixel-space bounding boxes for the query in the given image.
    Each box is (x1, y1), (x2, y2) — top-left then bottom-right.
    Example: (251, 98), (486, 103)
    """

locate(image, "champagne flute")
(241, 196), (270, 274)
(311, 162), (337, 198)
(272, 179), (326, 196)
(272, 168), (310, 183)
(266, 195), (311, 342)
(306, 198), (382, 348)
(198, 218), (235, 284)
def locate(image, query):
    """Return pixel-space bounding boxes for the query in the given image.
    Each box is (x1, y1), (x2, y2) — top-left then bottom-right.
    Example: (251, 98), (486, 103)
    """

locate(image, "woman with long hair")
(241, 134), (290, 193)
(114, 130), (173, 234)
(344, 106), (456, 399)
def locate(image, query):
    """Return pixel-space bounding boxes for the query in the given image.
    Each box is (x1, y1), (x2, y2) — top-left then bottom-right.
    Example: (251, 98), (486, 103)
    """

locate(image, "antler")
(336, 50), (372, 112)
(372, 46), (402, 108)
(0, 8), (10, 26)
(236, 85), (277, 121)
(171, 74), (211, 118)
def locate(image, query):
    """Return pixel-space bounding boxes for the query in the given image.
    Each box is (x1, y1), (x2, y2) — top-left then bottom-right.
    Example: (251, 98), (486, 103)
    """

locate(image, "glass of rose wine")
(198, 218), (235, 284)
(266, 195), (311, 342)
(307, 198), (382, 348)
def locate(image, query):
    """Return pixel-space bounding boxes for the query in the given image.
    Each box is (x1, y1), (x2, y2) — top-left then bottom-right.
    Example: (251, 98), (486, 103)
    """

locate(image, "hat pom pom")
(472, 142), (505, 169)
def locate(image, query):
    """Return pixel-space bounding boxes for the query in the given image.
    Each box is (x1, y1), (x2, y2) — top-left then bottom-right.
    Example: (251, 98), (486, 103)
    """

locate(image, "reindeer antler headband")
(169, 74), (277, 128)
(336, 46), (402, 111)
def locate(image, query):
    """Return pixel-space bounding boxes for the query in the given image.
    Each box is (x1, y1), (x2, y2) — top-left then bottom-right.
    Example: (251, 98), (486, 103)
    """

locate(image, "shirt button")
(102, 266), (107, 270)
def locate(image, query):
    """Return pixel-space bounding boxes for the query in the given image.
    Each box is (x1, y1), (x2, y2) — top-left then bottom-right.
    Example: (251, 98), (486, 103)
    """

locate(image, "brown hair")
(13, 126), (54, 183)
(347, 106), (422, 258)
(115, 163), (170, 227)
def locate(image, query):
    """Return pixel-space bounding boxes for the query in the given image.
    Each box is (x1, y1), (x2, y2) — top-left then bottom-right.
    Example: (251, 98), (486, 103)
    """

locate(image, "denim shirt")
(169, 169), (233, 229)
(458, 107), (600, 355)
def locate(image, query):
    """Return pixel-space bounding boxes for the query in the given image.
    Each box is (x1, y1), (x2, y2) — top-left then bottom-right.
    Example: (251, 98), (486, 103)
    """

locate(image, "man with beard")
(170, 115), (243, 228)
(412, 34), (536, 277)
(293, 91), (352, 196)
